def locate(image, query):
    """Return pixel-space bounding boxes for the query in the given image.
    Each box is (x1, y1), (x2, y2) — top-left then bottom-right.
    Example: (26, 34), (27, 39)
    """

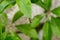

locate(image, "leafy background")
(1, 0), (60, 40)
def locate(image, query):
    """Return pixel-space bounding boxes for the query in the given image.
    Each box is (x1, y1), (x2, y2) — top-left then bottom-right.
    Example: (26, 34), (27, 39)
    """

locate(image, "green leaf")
(51, 17), (60, 37)
(44, 0), (52, 10)
(5, 30), (22, 40)
(10, 30), (22, 40)
(36, 1), (47, 10)
(31, 0), (39, 3)
(31, 14), (44, 28)
(0, 0), (15, 12)
(16, 0), (31, 18)
(0, 13), (8, 40)
(2, 29), (8, 40)
(31, 38), (39, 40)
(16, 24), (38, 38)
(0, 13), (8, 26)
(35, 0), (52, 11)
(0, 0), (3, 3)
(12, 11), (23, 23)
(43, 21), (52, 40)
(52, 7), (60, 17)
(5, 35), (13, 40)
(5, 2), (16, 10)
(0, 22), (3, 40)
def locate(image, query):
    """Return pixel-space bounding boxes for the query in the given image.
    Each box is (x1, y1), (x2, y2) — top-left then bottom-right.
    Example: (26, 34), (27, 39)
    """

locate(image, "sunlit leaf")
(16, 0), (31, 18)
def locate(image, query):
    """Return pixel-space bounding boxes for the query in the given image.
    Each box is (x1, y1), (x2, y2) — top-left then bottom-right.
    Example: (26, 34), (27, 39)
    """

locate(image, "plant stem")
(29, 18), (32, 23)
